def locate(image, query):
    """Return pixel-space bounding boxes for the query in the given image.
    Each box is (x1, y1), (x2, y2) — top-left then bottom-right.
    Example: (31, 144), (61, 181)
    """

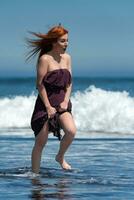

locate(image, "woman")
(26, 24), (77, 174)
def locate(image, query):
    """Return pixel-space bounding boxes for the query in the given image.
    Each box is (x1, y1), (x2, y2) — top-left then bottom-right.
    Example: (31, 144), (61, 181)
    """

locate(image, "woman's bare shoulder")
(36, 55), (50, 76)
(63, 53), (71, 60)
(38, 54), (50, 63)
(63, 53), (71, 70)
(62, 53), (71, 67)
(37, 55), (51, 68)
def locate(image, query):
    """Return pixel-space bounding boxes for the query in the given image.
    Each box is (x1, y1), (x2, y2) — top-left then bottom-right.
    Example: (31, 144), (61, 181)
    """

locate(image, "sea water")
(0, 76), (134, 199)
(0, 76), (134, 135)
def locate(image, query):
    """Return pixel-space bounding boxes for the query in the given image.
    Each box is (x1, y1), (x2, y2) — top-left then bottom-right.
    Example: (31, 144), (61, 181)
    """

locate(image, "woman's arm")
(64, 54), (72, 103)
(36, 56), (51, 109)
(59, 54), (72, 112)
(36, 56), (57, 118)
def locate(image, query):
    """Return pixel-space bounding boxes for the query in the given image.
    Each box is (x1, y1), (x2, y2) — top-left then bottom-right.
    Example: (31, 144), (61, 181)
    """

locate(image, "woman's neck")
(47, 49), (63, 62)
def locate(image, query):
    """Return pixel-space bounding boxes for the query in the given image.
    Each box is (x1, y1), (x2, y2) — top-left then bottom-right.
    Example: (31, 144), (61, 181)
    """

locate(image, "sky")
(0, 0), (134, 77)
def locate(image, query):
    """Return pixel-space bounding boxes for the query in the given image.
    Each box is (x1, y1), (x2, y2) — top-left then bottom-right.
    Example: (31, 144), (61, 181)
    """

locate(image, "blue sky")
(0, 0), (134, 77)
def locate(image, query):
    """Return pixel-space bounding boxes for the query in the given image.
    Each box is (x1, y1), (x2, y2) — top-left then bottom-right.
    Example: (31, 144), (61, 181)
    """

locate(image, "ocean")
(1, 76), (134, 135)
(0, 76), (134, 199)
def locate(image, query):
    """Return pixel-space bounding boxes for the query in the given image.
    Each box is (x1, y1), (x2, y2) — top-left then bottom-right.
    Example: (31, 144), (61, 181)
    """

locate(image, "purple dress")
(31, 68), (72, 140)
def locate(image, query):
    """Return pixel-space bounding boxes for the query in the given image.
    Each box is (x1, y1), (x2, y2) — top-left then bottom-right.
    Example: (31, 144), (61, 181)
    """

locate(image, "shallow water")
(0, 135), (134, 200)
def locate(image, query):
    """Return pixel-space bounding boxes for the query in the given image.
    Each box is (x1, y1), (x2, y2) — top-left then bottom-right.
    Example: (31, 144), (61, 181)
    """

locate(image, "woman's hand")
(46, 106), (57, 119)
(58, 100), (68, 112)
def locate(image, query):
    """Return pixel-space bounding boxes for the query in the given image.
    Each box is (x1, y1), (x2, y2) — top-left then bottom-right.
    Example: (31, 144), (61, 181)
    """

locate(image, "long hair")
(25, 24), (68, 61)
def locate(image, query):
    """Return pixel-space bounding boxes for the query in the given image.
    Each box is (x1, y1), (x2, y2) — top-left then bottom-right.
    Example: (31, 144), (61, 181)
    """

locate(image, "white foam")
(71, 85), (134, 134)
(1, 86), (134, 135)
(0, 93), (35, 128)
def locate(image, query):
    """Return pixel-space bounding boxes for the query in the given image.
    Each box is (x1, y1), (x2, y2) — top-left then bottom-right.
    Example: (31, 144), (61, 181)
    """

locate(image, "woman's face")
(54, 33), (68, 52)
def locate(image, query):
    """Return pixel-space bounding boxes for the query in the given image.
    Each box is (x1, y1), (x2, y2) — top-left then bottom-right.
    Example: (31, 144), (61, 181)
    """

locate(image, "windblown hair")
(25, 24), (68, 61)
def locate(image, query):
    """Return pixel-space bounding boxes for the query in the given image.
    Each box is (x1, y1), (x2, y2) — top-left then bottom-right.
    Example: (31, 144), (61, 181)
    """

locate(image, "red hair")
(26, 24), (68, 61)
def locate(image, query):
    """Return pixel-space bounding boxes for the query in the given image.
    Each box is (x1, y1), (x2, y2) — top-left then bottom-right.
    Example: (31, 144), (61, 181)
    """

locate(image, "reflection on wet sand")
(30, 176), (73, 200)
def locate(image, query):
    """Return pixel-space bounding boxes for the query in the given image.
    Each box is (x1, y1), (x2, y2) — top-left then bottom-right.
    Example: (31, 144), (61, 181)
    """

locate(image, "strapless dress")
(31, 68), (72, 140)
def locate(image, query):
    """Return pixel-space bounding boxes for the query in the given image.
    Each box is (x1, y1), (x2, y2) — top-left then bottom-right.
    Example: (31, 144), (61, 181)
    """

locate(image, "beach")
(0, 77), (134, 199)
(0, 130), (134, 200)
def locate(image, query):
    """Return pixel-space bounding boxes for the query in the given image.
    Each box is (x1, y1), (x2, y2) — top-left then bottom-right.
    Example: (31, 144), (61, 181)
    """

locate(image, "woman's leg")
(31, 121), (49, 174)
(55, 112), (77, 170)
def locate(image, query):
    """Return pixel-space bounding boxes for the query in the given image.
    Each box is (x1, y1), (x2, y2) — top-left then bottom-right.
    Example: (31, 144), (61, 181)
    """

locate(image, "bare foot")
(55, 155), (71, 170)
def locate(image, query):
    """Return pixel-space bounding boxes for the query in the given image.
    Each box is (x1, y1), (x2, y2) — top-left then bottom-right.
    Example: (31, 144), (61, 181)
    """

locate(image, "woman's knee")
(59, 112), (77, 137)
(66, 126), (77, 137)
